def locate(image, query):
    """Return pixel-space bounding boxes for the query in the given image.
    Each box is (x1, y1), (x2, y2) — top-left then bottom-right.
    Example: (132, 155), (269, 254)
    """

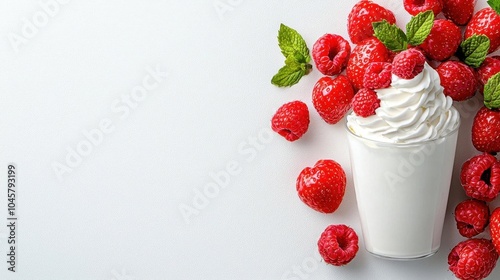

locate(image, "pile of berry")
(270, 0), (500, 279)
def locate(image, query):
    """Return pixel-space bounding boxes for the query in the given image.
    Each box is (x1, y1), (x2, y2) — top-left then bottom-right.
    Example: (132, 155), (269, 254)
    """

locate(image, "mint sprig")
(459, 35), (490, 68)
(488, 0), (500, 14)
(484, 72), (500, 110)
(272, 24), (312, 87)
(373, 11), (434, 52)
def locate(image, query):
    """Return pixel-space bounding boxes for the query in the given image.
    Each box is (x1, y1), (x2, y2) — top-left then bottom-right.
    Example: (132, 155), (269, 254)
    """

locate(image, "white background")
(0, 0), (499, 279)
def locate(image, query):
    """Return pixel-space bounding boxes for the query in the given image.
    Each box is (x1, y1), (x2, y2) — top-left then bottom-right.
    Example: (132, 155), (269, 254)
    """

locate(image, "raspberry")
(296, 159), (347, 214)
(454, 199), (490, 238)
(318, 224), (359, 266)
(351, 88), (380, 118)
(448, 238), (499, 280)
(312, 34), (351, 76)
(460, 153), (500, 202)
(392, 49), (426, 79)
(363, 62), (392, 89)
(271, 101), (310, 142)
(491, 207), (500, 255)
(404, 0), (443, 16)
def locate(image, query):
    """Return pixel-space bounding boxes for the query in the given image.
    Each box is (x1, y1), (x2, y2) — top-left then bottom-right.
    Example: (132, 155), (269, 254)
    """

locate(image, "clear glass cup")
(345, 120), (460, 260)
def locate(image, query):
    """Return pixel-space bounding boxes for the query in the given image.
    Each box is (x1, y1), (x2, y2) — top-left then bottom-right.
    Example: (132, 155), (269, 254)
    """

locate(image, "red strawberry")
(460, 152), (500, 202)
(448, 238), (499, 280)
(404, 0), (443, 16)
(271, 101), (310, 142)
(465, 5), (500, 53)
(296, 159), (346, 214)
(476, 56), (500, 94)
(454, 199), (490, 238)
(351, 88), (380, 117)
(318, 224), (359, 266)
(346, 38), (391, 91)
(419, 19), (462, 62)
(363, 62), (392, 89)
(312, 75), (354, 124)
(491, 207), (500, 254)
(347, 0), (396, 45)
(436, 60), (477, 101)
(312, 33), (351, 76)
(472, 106), (500, 153)
(442, 0), (477, 26)
(392, 48), (426, 79)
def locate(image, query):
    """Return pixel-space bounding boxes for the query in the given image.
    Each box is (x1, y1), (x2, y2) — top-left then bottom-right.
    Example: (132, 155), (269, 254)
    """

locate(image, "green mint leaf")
(373, 20), (408, 52)
(406, 11), (434, 46)
(277, 24), (310, 63)
(271, 64), (305, 87)
(460, 35), (490, 68)
(484, 72), (500, 109)
(488, 0), (500, 15)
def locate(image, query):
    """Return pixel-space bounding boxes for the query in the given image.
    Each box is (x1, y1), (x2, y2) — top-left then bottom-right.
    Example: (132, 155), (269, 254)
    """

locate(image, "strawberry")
(312, 33), (351, 76)
(351, 88), (380, 117)
(442, 0), (477, 26)
(448, 238), (499, 280)
(296, 159), (346, 214)
(418, 19), (462, 62)
(318, 224), (359, 266)
(476, 56), (500, 95)
(404, 0), (443, 16)
(465, 2), (500, 54)
(312, 75), (354, 124)
(271, 101), (310, 142)
(436, 60), (477, 101)
(491, 207), (500, 254)
(472, 106), (500, 153)
(346, 38), (392, 91)
(347, 0), (396, 45)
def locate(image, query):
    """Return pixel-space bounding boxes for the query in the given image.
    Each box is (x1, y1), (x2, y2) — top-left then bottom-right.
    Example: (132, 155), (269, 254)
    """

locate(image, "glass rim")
(344, 115), (461, 147)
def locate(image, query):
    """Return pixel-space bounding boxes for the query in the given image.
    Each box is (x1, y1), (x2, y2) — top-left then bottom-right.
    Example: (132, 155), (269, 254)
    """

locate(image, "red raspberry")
(296, 159), (346, 213)
(346, 38), (392, 91)
(312, 75), (354, 124)
(472, 106), (500, 153)
(460, 153), (500, 202)
(392, 48), (426, 79)
(454, 199), (490, 238)
(404, 0), (443, 16)
(491, 207), (500, 254)
(419, 19), (462, 62)
(347, 0), (396, 44)
(351, 88), (380, 118)
(448, 238), (499, 280)
(476, 56), (500, 95)
(363, 62), (392, 89)
(318, 224), (359, 266)
(271, 101), (310, 142)
(436, 60), (477, 101)
(312, 34), (351, 76)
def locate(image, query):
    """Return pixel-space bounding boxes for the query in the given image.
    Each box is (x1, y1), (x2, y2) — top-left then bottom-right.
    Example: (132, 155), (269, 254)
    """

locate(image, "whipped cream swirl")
(347, 63), (460, 143)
